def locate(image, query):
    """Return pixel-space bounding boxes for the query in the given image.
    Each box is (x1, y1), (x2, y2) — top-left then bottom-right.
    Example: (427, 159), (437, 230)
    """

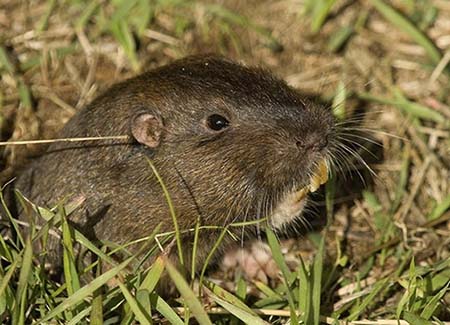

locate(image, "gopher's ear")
(131, 113), (164, 148)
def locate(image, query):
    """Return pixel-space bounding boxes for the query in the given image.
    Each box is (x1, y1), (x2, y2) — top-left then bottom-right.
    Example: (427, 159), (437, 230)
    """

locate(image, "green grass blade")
(36, 0), (57, 32)
(254, 280), (282, 299)
(0, 258), (19, 301)
(165, 259), (212, 325)
(403, 311), (434, 325)
(2, 190), (24, 246)
(90, 257), (104, 325)
(140, 256), (165, 292)
(204, 280), (259, 316)
(370, 0), (441, 64)
(136, 289), (152, 317)
(18, 81), (33, 111)
(311, 0), (338, 33)
(67, 307), (91, 325)
(109, 20), (140, 71)
(120, 256), (165, 325)
(151, 293), (184, 325)
(310, 234), (325, 325)
(191, 217), (201, 283)
(13, 234), (33, 325)
(40, 256), (135, 322)
(332, 81), (346, 120)
(90, 286), (103, 325)
(61, 207), (81, 297)
(327, 26), (353, 53)
(146, 158), (184, 268)
(357, 91), (446, 124)
(75, 0), (100, 30)
(266, 227), (299, 324)
(297, 256), (310, 321)
(347, 277), (390, 321)
(420, 281), (449, 319)
(199, 227), (228, 290)
(206, 288), (268, 325)
(0, 46), (15, 73)
(118, 282), (152, 325)
(429, 193), (450, 221)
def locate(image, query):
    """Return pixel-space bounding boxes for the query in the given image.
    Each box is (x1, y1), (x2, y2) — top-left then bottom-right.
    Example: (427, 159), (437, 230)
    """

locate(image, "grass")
(1, 0), (450, 323)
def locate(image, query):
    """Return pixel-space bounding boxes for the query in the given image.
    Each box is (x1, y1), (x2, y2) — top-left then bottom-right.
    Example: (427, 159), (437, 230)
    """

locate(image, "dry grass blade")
(0, 135), (129, 146)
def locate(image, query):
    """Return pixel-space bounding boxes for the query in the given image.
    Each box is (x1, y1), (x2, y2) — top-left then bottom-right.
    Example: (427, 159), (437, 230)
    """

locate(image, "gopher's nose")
(296, 134), (328, 152)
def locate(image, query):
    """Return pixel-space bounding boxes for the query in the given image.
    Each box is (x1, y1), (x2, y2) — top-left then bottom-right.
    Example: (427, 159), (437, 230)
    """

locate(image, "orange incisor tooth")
(294, 187), (308, 203)
(309, 159), (329, 193)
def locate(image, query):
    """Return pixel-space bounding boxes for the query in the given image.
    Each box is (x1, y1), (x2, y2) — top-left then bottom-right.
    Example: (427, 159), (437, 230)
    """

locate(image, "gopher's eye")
(206, 114), (230, 131)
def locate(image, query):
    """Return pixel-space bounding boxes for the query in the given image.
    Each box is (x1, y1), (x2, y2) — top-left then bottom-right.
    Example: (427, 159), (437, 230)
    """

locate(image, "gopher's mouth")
(269, 159), (329, 229)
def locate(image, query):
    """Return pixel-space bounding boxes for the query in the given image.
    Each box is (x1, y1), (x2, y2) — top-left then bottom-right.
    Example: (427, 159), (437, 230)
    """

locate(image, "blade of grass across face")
(164, 259), (212, 325)
(370, 0), (441, 65)
(146, 158), (184, 268)
(266, 227), (299, 324)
